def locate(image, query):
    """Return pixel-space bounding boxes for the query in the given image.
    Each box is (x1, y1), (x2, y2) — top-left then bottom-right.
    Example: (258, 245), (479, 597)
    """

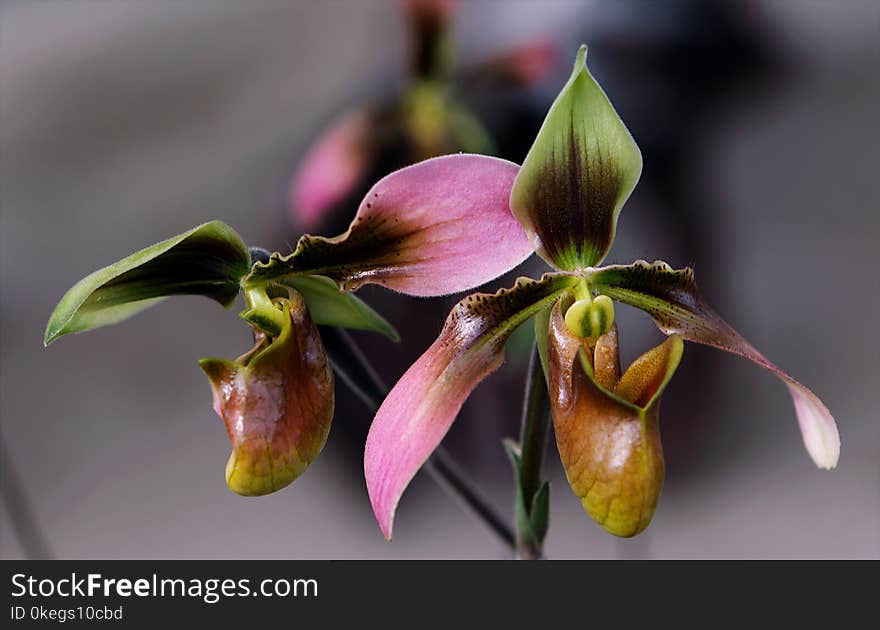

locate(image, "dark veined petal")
(589, 260), (840, 469)
(45, 221), (250, 345)
(364, 272), (578, 539)
(548, 303), (683, 537)
(249, 155), (534, 297)
(509, 45), (642, 270)
(289, 109), (372, 230)
(199, 292), (334, 496)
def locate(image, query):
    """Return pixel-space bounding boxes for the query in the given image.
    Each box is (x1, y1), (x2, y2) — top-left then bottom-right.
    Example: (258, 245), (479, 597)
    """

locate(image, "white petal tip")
(787, 383), (840, 471)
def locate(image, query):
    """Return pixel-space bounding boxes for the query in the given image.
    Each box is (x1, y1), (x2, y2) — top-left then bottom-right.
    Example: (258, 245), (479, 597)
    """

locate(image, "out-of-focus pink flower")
(288, 0), (559, 231)
(289, 110), (370, 231)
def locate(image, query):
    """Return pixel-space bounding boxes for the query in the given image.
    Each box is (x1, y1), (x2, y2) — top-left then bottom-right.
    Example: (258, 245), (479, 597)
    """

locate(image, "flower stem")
(514, 342), (551, 560)
(0, 432), (53, 559)
(319, 327), (516, 551)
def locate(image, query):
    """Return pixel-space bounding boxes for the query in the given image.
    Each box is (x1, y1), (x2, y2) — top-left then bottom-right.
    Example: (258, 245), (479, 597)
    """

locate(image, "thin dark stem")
(0, 432), (54, 559)
(422, 450), (515, 550)
(320, 327), (516, 551)
(514, 343), (551, 560)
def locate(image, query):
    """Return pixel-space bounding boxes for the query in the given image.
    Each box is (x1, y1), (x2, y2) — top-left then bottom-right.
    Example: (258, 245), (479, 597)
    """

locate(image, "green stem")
(319, 327), (516, 552)
(514, 342), (552, 560)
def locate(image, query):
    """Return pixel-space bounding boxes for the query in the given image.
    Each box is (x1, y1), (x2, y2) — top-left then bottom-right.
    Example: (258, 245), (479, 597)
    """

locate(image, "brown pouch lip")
(547, 300), (683, 537)
(199, 292), (334, 497)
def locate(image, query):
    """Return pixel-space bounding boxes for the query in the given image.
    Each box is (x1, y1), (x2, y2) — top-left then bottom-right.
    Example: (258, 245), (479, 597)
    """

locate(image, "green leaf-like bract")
(277, 275), (399, 342)
(504, 439), (551, 549)
(509, 45), (642, 270)
(45, 221), (250, 345)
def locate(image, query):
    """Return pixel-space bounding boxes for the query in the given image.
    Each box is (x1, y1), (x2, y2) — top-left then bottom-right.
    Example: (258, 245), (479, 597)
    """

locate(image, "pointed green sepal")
(509, 45), (642, 270)
(44, 221), (250, 345)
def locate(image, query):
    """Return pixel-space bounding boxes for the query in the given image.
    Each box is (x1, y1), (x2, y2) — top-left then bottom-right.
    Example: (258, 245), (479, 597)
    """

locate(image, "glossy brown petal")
(548, 302), (683, 537)
(199, 292), (334, 496)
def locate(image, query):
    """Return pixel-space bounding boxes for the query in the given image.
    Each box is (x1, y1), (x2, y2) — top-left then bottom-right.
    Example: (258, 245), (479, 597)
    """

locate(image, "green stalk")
(511, 343), (552, 560)
(0, 433), (53, 559)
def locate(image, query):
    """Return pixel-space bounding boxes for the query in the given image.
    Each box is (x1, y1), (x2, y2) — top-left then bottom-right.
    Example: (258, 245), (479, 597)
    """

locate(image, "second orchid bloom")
(363, 45), (839, 539)
(45, 156), (533, 498)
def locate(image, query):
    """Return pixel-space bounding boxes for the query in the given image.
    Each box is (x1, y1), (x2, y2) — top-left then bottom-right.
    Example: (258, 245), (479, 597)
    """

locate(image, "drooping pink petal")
(364, 273), (577, 539)
(251, 154), (535, 297)
(289, 109), (371, 230)
(590, 260), (840, 469)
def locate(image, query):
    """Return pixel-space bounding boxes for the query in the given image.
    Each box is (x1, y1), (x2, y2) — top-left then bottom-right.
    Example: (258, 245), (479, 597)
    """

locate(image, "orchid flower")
(44, 159), (533, 496)
(363, 45), (839, 542)
(290, 0), (558, 230)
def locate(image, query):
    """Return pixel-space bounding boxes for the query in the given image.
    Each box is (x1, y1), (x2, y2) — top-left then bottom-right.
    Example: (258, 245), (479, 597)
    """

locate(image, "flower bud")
(199, 291), (334, 496)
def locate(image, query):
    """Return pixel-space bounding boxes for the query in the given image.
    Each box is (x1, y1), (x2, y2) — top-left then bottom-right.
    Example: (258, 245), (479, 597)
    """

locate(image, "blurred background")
(1, 0), (877, 559)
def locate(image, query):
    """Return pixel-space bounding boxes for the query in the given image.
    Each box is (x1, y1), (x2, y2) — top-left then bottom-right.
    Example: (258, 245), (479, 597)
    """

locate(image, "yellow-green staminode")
(564, 294), (615, 339)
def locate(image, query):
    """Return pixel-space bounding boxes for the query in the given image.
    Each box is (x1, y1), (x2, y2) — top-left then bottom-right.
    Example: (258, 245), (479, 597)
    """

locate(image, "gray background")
(2, 0), (878, 559)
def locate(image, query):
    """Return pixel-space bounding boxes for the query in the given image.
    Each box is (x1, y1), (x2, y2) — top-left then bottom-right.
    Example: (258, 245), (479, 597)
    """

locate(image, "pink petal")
(364, 329), (499, 540)
(289, 110), (370, 230)
(785, 382), (839, 470)
(364, 273), (576, 539)
(253, 154), (534, 297)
